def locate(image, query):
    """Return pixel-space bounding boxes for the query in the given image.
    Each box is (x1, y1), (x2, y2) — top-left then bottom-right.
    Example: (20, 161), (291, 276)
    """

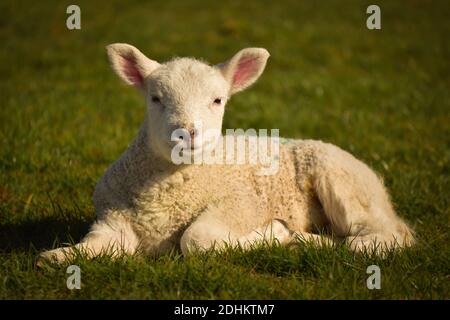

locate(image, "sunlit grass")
(0, 0), (448, 299)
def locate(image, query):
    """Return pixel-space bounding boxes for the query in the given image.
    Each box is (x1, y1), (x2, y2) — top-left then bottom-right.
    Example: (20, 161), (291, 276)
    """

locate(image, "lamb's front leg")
(37, 214), (140, 265)
(181, 218), (291, 256)
(180, 200), (292, 256)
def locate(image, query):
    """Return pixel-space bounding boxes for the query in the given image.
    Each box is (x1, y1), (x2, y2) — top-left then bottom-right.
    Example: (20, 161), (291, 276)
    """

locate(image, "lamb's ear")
(218, 48), (270, 95)
(106, 43), (160, 91)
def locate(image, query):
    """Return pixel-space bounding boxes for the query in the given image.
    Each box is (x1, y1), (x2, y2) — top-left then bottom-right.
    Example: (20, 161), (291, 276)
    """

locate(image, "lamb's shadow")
(0, 216), (93, 252)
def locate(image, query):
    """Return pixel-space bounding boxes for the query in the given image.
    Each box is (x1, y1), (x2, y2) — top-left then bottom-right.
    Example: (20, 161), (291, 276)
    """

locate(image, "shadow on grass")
(0, 216), (92, 252)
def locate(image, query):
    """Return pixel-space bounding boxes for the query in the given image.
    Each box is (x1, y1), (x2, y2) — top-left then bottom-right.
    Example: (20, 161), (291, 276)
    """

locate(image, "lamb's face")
(145, 59), (229, 161)
(106, 43), (270, 163)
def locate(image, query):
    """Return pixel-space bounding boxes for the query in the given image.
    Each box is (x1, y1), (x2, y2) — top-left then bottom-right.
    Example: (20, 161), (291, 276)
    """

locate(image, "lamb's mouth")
(187, 142), (213, 154)
(171, 138), (217, 151)
(171, 140), (217, 158)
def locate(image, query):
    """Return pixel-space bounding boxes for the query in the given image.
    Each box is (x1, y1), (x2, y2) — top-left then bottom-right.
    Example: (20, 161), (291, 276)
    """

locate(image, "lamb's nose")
(174, 125), (197, 142)
(189, 128), (198, 140)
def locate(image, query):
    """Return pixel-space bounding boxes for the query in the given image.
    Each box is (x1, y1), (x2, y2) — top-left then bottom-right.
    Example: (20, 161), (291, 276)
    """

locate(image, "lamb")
(38, 44), (415, 264)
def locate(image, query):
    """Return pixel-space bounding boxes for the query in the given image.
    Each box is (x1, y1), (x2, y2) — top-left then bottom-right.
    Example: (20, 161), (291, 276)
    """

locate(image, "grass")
(0, 0), (449, 299)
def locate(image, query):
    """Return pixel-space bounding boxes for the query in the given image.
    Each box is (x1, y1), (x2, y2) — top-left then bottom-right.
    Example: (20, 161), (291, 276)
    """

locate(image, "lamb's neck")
(132, 120), (182, 176)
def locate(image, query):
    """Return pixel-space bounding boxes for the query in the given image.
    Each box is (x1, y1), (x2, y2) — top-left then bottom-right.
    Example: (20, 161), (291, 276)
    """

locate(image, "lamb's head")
(106, 43), (270, 162)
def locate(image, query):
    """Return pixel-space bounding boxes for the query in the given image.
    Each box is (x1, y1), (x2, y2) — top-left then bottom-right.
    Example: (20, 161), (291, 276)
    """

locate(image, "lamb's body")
(93, 124), (324, 255)
(91, 119), (413, 257)
(38, 44), (414, 264)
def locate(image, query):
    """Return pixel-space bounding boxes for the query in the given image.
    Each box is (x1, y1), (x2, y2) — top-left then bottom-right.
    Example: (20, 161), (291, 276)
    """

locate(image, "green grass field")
(0, 0), (449, 299)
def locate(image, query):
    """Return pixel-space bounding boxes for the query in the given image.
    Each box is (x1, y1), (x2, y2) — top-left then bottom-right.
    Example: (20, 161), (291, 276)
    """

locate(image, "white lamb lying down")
(39, 44), (414, 264)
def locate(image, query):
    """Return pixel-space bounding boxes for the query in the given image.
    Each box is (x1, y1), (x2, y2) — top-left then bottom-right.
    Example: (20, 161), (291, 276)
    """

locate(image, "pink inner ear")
(119, 55), (143, 86)
(233, 56), (259, 87)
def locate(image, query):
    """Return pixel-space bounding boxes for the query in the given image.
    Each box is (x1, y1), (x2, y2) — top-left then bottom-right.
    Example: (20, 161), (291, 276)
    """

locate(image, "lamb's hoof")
(36, 252), (53, 268)
(270, 219), (291, 243)
(348, 235), (393, 257)
(36, 248), (70, 267)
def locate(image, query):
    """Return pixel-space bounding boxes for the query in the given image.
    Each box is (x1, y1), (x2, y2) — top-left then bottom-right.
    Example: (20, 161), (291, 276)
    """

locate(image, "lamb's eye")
(151, 96), (161, 104)
(213, 98), (222, 105)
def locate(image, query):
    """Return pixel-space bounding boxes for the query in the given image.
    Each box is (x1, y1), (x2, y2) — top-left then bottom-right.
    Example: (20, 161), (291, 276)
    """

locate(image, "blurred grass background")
(0, 0), (449, 299)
